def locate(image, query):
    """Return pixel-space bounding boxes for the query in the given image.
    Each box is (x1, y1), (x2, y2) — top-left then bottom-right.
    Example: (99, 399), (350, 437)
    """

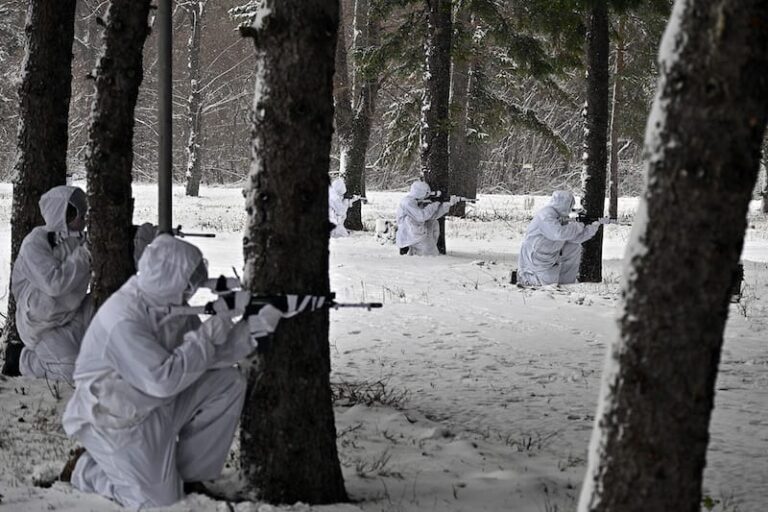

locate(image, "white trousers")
(408, 220), (440, 256)
(19, 297), (94, 384)
(518, 242), (582, 286)
(71, 367), (246, 509)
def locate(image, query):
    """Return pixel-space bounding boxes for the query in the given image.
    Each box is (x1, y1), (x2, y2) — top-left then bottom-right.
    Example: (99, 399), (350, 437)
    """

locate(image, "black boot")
(60, 447), (86, 483)
(1, 342), (23, 377)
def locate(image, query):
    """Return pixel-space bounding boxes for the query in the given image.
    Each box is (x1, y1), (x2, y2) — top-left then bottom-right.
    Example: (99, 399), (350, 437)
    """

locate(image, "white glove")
(247, 304), (282, 340)
(449, 195), (461, 206)
(211, 290), (250, 318)
(74, 244), (91, 265)
(197, 315), (233, 346)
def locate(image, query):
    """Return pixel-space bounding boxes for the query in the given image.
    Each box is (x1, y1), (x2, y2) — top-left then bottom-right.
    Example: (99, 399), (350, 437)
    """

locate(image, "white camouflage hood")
(137, 234), (205, 305)
(406, 181), (430, 200)
(39, 186), (82, 232)
(331, 177), (347, 196)
(548, 190), (575, 216)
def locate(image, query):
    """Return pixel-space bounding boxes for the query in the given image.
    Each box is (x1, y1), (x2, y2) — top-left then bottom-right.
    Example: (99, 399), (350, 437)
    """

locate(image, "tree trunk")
(240, 0), (347, 504)
(762, 140), (768, 213)
(579, 1), (768, 511)
(421, 0), (452, 254)
(1, 1), (76, 374)
(448, 3), (472, 218)
(578, 0), (609, 282)
(608, 18), (625, 219)
(184, 0), (206, 197)
(86, 0), (151, 308)
(333, 2), (354, 179)
(340, 0), (378, 231)
(463, 63), (483, 201)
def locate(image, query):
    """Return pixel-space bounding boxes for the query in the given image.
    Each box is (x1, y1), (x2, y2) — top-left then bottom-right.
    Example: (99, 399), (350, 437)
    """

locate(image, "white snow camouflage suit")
(12, 185), (93, 382)
(517, 190), (599, 286)
(62, 235), (254, 509)
(395, 182), (451, 256)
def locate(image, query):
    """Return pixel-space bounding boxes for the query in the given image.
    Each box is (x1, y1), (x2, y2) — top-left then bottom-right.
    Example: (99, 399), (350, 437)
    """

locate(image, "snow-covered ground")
(0, 183), (766, 512)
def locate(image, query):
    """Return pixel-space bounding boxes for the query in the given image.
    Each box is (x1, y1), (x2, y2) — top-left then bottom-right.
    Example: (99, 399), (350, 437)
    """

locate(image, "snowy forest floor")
(0, 184), (766, 512)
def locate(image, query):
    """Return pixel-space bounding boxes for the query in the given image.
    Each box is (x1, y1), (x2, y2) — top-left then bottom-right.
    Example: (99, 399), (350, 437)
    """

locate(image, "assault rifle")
(417, 191), (476, 205)
(570, 212), (630, 226)
(173, 224), (216, 238)
(344, 193), (368, 204)
(165, 275), (383, 316)
(158, 275), (383, 351)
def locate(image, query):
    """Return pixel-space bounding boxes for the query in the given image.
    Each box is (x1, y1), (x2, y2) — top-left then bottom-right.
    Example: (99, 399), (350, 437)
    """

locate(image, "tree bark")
(184, 0), (206, 197)
(342, 0), (379, 231)
(86, 0), (151, 308)
(579, 0), (609, 282)
(761, 140), (768, 213)
(1, 1), (76, 372)
(240, 0), (347, 504)
(333, 0), (378, 231)
(448, 3), (472, 218)
(579, 1), (768, 511)
(608, 18), (625, 219)
(421, 0), (452, 254)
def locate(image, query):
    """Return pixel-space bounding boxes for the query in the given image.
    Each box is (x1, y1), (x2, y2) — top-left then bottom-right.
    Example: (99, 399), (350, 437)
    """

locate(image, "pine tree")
(239, 0), (347, 503)
(579, 0), (610, 282)
(420, 0), (452, 253)
(86, 0), (152, 307)
(1, 1), (76, 375)
(579, 1), (768, 509)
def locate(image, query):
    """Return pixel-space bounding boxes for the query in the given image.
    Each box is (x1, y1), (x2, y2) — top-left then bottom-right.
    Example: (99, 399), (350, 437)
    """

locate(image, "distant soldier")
(395, 181), (460, 256)
(328, 177), (364, 238)
(517, 190), (606, 286)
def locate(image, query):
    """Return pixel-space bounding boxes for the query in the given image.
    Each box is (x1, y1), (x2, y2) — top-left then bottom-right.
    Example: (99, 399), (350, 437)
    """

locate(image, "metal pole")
(157, 0), (173, 233)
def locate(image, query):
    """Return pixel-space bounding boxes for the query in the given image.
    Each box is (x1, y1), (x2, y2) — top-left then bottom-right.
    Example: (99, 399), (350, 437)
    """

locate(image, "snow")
(0, 183), (767, 511)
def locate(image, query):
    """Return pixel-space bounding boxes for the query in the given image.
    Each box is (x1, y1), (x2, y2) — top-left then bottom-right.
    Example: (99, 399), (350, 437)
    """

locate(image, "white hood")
(137, 234), (204, 305)
(548, 190), (575, 216)
(39, 186), (80, 232)
(331, 178), (347, 196)
(406, 181), (431, 200)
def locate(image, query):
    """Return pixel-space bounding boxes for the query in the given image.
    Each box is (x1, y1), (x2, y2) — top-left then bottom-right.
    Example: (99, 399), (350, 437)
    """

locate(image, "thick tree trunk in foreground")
(240, 0), (346, 504)
(1, 1), (76, 373)
(184, 0), (206, 197)
(579, 1), (768, 511)
(86, 0), (151, 308)
(608, 19), (625, 220)
(420, 0), (452, 254)
(579, 1), (609, 282)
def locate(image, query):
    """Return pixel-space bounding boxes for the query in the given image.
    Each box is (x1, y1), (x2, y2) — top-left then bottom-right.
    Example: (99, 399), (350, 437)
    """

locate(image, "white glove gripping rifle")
(158, 275), (383, 352)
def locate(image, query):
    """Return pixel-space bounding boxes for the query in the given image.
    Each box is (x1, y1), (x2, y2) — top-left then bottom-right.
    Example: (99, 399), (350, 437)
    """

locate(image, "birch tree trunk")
(421, 0), (452, 254)
(608, 18), (625, 220)
(240, 0), (347, 504)
(579, 0), (610, 282)
(1, 1), (76, 375)
(184, 0), (206, 197)
(86, 0), (151, 308)
(579, 1), (768, 510)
